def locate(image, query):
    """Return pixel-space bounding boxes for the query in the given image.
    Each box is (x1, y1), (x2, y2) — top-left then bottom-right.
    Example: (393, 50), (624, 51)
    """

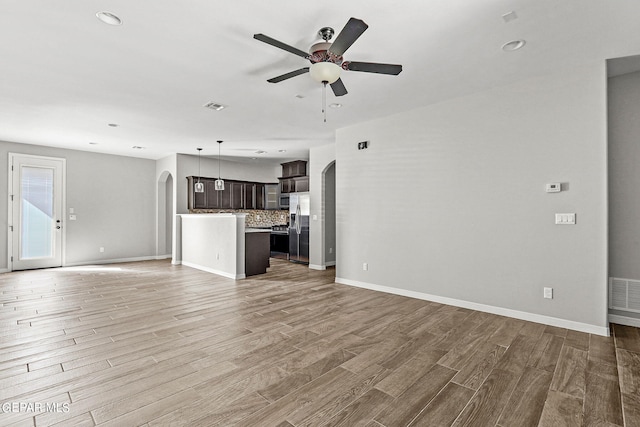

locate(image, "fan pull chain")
(322, 81), (327, 123)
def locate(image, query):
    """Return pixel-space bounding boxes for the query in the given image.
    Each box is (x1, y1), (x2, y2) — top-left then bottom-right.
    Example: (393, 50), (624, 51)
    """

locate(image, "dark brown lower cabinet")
(245, 232), (270, 276)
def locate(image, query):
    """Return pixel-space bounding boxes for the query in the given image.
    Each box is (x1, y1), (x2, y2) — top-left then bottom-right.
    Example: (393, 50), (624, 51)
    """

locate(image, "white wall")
(1, 140), (157, 269)
(309, 143), (336, 269)
(335, 64), (609, 334)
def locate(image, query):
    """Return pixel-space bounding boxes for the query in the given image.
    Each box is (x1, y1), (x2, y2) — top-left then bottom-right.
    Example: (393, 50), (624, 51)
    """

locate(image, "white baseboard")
(335, 277), (610, 337)
(63, 255), (166, 267)
(0, 268), (9, 274)
(181, 261), (245, 280)
(309, 261), (335, 271)
(609, 314), (640, 328)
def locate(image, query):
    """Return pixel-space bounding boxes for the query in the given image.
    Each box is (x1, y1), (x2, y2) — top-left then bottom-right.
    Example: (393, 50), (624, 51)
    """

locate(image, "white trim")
(309, 261), (335, 271)
(0, 268), (9, 274)
(181, 261), (245, 280)
(64, 255), (167, 267)
(609, 314), (640, 328)
(336, 277), (610, 337)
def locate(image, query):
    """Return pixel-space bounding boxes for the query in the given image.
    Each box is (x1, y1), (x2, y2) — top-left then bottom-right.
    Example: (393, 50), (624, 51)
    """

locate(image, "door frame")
(7, 153), (67, 272)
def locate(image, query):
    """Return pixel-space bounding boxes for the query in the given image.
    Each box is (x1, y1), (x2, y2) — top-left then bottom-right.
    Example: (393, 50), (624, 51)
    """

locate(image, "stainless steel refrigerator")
(289, 192), (310, 264)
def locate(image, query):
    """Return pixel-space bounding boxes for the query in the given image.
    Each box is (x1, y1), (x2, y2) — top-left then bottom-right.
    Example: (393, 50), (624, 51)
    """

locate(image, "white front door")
(9, 154), (65, 270)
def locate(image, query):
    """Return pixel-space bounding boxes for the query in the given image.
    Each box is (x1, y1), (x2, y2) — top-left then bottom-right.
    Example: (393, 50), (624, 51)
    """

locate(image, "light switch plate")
(555, 213), (576, 225)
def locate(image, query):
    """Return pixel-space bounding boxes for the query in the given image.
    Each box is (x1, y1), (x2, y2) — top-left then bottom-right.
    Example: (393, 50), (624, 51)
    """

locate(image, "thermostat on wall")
(545, 183), (561, 193)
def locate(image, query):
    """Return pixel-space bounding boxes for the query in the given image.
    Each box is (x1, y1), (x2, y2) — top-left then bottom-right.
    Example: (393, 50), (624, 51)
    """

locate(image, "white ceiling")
(2, 1), (640, 162)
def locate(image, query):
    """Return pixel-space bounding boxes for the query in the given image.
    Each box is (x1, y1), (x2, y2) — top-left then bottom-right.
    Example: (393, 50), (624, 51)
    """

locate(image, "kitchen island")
(180, 213), (271, 279)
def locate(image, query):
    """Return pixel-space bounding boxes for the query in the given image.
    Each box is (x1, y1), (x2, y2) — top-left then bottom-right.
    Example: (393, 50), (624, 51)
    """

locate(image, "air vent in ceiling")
(203, 102), (227, 111)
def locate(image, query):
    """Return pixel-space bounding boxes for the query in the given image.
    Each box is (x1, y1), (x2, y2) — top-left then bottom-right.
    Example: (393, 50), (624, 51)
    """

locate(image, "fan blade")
(253, 34), (310, 59)
(330, 78), (348, 97)
(267, 67), (310, 83)
(328, 18), (368, 56)
(345, 61), (403, 75)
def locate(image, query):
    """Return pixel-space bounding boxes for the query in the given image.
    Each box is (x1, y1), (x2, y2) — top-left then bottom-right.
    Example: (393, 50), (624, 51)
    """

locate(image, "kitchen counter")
(179, 213), (248, 279)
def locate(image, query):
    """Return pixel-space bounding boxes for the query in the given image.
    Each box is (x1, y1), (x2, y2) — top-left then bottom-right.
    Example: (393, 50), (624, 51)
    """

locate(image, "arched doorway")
(157, 171), (174, 259)
(323, 161), (336, 267)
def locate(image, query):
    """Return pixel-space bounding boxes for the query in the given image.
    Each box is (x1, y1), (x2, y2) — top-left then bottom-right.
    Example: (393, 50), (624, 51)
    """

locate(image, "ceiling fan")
(253, 17), (403, 97)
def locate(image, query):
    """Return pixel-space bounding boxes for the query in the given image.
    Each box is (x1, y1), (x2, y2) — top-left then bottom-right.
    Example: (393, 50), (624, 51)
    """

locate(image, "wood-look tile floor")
(1, 259), (639, 427)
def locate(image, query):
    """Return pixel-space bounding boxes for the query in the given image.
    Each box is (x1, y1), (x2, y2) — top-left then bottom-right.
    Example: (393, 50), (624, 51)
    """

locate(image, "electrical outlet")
(329, 248), (333, 254)
(99, 247), (105, 253)
(257, 215), (261, 221)
(216, 253), (219, 260)
(363, 262), (368, 271)
(544, 287), (553, 299)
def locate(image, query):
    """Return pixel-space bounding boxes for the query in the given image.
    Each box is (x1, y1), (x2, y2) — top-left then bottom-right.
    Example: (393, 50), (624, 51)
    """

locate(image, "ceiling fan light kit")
(309, 62), (341, 84)
(254, 17), (402, 121)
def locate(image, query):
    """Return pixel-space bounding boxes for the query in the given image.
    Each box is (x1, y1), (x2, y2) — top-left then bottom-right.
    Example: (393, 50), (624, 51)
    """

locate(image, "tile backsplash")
(189, 209), (289, 227)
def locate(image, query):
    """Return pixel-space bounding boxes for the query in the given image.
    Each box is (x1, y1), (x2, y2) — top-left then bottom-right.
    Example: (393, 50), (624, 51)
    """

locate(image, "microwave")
(279, 194), (289, 209)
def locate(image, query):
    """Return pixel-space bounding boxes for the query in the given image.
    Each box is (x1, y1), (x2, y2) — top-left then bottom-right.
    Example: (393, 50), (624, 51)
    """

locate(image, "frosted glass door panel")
(21, 166), (54, 259)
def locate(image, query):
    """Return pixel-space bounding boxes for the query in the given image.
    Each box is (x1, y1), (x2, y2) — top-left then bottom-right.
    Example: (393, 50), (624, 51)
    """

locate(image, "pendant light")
(194, 148), (204, 193)
(214, 140), (225, 191)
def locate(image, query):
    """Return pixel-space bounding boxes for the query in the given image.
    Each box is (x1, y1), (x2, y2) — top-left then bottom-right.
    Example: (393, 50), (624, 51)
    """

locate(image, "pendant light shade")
(195, 148), (204, 193)
(215, 140), (224, 191)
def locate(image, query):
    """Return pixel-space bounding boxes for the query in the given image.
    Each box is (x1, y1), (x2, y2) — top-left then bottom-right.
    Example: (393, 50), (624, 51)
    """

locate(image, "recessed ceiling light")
(502, 40), (526, 52)
(295, 94), (305, 99)
(96, 11), (122, 26)
(203, 102), (227, 111)
(88, 142), (98, 145)
(329, 103), (342, 108)
(254, 150), (267, 154)
(278, 149), (287, 153)
(108, 123), (119, 127)
(132, 146), (145, 150)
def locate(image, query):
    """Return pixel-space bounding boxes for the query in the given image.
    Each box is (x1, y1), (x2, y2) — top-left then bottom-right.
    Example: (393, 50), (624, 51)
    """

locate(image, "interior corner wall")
(335, 64), (609, 333)
(608, 70), (640, 281)
(0, 141), (157, 270)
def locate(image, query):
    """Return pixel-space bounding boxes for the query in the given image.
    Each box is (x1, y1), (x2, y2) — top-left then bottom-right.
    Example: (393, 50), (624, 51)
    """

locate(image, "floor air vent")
(609, 277), (640, 313)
